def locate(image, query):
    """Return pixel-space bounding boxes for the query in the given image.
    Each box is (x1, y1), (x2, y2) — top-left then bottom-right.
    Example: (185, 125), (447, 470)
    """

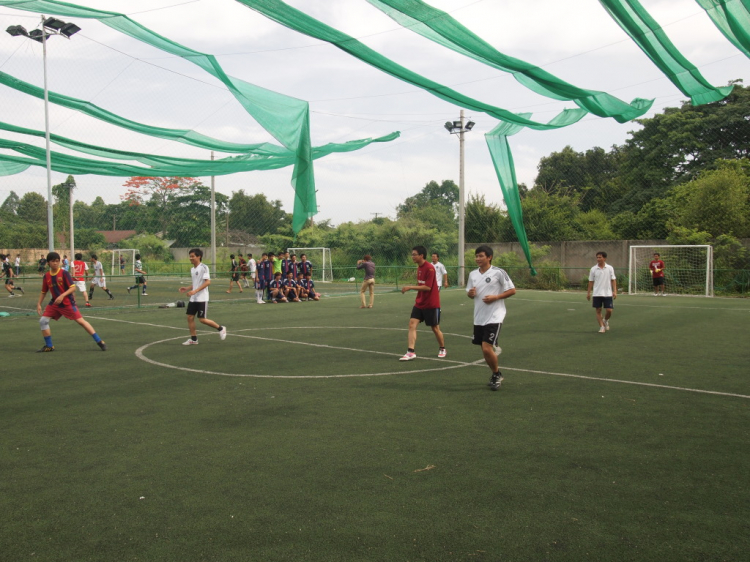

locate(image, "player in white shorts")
(88, 254), (114, 301)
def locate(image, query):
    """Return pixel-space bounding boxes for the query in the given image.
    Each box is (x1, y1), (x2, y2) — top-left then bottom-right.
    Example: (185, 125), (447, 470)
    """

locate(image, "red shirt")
(42, 269), (77, 307)
(72, 260), (87, 281)
(649, 259), (665, 278)
(414, 261), (440, 309)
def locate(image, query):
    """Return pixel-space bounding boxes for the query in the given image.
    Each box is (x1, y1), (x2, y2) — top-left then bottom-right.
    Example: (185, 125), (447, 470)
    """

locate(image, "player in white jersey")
(586, 251), (617, 333)
(178, 248), (227, 345)
(431, 253), (448, 290)
(466, 245), (516, 391)
(88, 254), (114, 301)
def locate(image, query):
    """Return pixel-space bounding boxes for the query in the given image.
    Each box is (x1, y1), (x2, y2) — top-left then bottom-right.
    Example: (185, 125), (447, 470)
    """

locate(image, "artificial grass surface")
(1, 289), (748, 561)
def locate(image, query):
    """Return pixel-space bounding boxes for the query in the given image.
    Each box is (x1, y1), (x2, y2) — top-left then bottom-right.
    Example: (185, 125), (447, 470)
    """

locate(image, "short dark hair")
(230, 254), (235, 259)
(248, 253), (253, 258)
(653, 252), (660, 257)
(189, 248), (203, 259)
(91, 254), (98, 260)
(363, 254), (371, 261)
(596, 251), (607, 258)
(268, 252), (275, 257)
(75, 253), (83, 260)
(412, 246), (427, 259)
(47, 251), (60, 262)
(135, 254), (141, 260)
(431, 252), (439, 258)
(274, 271), (282, 277)
(475, 245), (493, 259)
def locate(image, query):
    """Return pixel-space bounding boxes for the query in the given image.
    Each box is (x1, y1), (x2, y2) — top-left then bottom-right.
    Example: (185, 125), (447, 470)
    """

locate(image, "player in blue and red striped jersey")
(297, 272), (319, 301)
(282, 271), (300, 302)
(299, 254), (312, 279)
(35, 252), (106, 353)
(255, 252), (271, 304)
(268, 272), (287, 303)
(288, 254), (299, 279)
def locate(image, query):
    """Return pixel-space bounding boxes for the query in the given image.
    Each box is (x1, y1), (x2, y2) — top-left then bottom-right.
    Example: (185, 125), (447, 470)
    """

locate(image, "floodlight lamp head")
(453, 121), (461, 129)
(60, 22), (81, 38)
(43, 17), (66, 31)
(444, 122), (454, 132)
(6, 25), (29, 37)
(28, 28), (49, 43)
(465, 121), (475, 131)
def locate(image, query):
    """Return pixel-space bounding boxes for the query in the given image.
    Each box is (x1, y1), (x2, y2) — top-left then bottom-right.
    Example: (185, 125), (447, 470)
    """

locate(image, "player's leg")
(426, 309), (446, 356)
(73, 316), (107, 350)
(400, 314), (421, 360)
(360, 280), (367, 308)
(38, 314), (55, 351)
(594, 304), (605, 332)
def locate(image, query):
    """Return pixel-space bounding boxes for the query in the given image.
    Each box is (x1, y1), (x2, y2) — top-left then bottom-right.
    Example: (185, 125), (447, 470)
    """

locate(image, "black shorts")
(5, 278), (13, 286)
(472, 323), (501, 346)
(592, 296), (614, 309)
(186, 301), (207, 318)
(135, 276), (146, 284)
(653, 277), (665, 286)
(231, 272), (240, 281)
(410, 306), (441, 327)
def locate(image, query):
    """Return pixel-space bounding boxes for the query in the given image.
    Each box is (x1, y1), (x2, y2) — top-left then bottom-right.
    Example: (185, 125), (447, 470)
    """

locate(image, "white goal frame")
(628, 245), (713, 297)
(288, 247), (333, 282)
(112, 249), (139, 276)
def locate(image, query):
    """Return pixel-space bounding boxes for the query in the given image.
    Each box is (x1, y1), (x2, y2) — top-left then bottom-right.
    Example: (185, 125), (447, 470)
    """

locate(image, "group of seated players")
(232, 251), (320, 304)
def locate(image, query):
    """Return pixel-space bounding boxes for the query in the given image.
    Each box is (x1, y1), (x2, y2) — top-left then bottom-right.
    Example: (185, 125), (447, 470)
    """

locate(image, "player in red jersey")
(399, 245), (446, 361)
(35, 252), (106, 352)
(71, 252), (91, 307)
(649, 252), (666, 296)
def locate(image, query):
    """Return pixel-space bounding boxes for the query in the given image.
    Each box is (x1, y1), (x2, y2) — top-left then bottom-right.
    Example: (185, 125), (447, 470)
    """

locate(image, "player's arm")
(587, 280), (594, 300)
(188, 278), (211, 297)
(466, 277), (476, 298)
(443, 272), (448, 288)
(611, 278), (617, 299)
(482, 287), (516, 304)
(36, 282), (48, 315)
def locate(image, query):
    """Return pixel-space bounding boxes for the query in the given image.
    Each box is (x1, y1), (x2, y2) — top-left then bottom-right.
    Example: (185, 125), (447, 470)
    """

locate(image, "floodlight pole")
(445, 110), (473, 287)
(41, 16), (55, 252)
(68, 179), (74, 258)
(210, 151), (216, 275)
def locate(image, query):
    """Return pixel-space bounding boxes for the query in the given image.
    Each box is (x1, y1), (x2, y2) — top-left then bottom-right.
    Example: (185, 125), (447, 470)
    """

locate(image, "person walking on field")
(127, 254), (148, 296)
(36, 252), (106, 353)
(179, 248), (227, 346)
(649, 252), (666, 296)
(431, 252), (448, 290)
(466, 245), (516, 391)
(88, 254), (114, 301)
(399, 246), (446, 361)
(227, 254), (243, 294)
(357, 254), (375, 308)
(72, 253), (91, 307)
(587, 251), (617, 333)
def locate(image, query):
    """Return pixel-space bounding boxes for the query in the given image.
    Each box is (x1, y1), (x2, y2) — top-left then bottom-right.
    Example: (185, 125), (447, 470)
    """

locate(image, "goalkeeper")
(649, 252), (666, 296)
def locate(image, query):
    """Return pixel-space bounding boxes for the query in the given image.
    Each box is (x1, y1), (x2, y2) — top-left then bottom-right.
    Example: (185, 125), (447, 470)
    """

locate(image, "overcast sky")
(1, 0), (748, 226)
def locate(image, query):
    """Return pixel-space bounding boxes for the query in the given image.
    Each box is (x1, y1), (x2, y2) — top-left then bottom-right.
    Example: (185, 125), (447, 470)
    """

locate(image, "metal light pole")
(7, 17), (81, 252)
(68, 178), (74, 257)
(444, 110), (476, 287)
(210, 151), (216, 275)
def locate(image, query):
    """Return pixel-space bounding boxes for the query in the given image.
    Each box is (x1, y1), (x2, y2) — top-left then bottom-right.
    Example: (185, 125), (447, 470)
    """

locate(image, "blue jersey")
(258, 259), (272, 281)
(283, 278), (297, 290)
(269, 279), (283, 291)
(300, 261), (312, 277)
(281, 259), (290, 276)
(287, 261), (299, 278)
(300, 278), (316, 294)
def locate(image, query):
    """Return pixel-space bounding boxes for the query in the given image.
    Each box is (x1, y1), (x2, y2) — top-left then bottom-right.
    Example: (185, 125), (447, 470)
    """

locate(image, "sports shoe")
(109, 295), (115, 300)
(182, 339), (199, 346)
(36, 345), (55, 353)
(438, 348), (447, 358)
(489, 372), (503, 391)
(599, 326), (606, 333)
(97, 341), (107, 351)
(142, 293), (148, 296)
(604, 319), (610, 331)
(399, 352), (417, 361)
(127, 287), (131, 294)
(493, 344), (502, 356)
(219, 326), (227, 341)
(16, 287), (24, 295)
(8, 294), (16, 298)
(85, 303), (92, 307)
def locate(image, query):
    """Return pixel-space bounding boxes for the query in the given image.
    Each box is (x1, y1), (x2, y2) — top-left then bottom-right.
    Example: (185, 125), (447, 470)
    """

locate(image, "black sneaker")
(489, 372), (503, 391)
(108, 295), (115, 300)
(37, 345), (55, 353)
(97, 341), (107, 351)
(16, 286), (24, 295)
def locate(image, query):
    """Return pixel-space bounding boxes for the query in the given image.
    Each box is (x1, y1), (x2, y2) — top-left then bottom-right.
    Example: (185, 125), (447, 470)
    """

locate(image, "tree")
(228, 190), (290, 235)
(52, 175), (76, 244)
(121, 176), (202, 236)
(466, 193), (507, 243)
(397, 180), (459, 216)
(16, 192), (47, 223)
(0, 190), (20, 215)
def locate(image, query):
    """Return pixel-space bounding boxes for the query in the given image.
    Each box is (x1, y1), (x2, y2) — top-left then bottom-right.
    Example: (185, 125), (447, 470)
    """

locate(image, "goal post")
(287, 247), (333, 282)
(629, 245), (713, 297)
(112, 249), (139, 277)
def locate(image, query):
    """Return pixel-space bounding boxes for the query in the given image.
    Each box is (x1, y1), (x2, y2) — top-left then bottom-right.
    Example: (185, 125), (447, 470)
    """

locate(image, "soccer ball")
(347, 277), (356, 282)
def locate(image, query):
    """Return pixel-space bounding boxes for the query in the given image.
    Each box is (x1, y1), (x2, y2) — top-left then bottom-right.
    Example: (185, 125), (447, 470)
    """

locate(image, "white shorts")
(92, 277), (106, 287)
(75, 281), (87, 292)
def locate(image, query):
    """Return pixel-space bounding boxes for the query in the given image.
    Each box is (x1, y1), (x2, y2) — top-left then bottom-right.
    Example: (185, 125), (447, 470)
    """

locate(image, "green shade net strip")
(235, 0), (588, 131)
(0, 0), (318, 232)
(696, 0), (750, 59)
(598, 0), (734, 105)
(0, 119), (398, 172)
(0, 131), (400, 177)
(366, 0), (653, 123)
(484, 118), (536, 275)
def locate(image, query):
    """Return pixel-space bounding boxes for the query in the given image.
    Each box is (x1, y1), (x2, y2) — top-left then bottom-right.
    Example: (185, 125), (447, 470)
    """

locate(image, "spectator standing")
(356, 255), (376, 308)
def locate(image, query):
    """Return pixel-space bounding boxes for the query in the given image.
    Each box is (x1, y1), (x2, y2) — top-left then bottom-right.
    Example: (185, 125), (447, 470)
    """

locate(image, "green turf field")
(1, 288), (748, 561)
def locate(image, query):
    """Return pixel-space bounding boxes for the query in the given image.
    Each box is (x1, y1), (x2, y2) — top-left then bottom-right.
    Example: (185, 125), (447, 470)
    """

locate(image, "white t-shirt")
(432, 261), (447, 287)
(589, 264), (616, 296)
(92, 260), (104, 279)
(248, 258), (256, 274)
(190, 262), (211, 302)
(14, 256), (20, 267)
(466, 266), (515, 325)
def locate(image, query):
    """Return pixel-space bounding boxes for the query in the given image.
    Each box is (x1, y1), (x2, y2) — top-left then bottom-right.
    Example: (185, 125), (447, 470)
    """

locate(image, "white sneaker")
(599, 326), (606, 333)
(604, 319), (610, 331)
(182, 339), (199, 345)
(399, 352), (417, 361)
(438, 348), (446, 358)
(493, 344), (502, 356)
(219, 326), (227, 341)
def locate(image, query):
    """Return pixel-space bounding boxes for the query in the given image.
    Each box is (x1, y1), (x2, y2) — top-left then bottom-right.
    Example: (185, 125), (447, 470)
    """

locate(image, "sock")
(44, 335), (53, 347)
(88, 289), (94, 299)
(105, 289), (113, 297)
(142, 286), (147, 294)
(191, 335), (197, 342)
(92, 333), (102, 344)
(408, 348), (414, 353)
(216, 326), (223, 332)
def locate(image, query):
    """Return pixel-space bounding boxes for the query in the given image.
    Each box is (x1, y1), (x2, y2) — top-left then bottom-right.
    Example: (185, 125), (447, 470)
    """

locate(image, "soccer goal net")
(629, 245), (713, 297)
(288, 247), (333, 282)
(112, 249), (139, 277)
